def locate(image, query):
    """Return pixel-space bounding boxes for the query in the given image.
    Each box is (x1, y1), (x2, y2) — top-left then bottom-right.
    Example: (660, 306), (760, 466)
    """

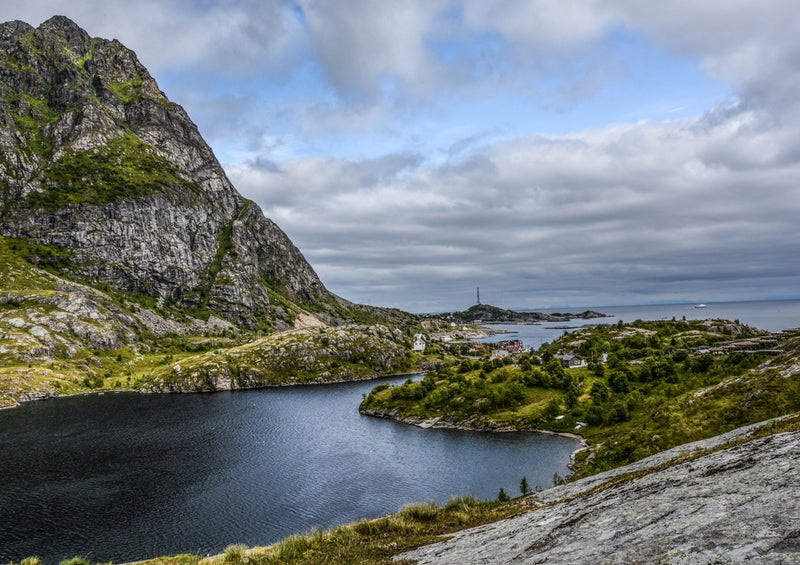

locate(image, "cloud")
(4, 1), (800, 311)
(4, 0), (305, 77)
(229, 95), (800, 310)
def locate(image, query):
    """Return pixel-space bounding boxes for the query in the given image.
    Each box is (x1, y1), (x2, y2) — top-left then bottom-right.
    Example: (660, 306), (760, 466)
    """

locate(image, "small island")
(430, 303), (609, 324)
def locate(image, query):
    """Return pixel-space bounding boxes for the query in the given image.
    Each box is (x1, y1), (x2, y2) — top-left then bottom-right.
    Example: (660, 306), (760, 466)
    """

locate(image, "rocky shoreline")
(359, 406), (588, 449)
(1, 371), (425, 411)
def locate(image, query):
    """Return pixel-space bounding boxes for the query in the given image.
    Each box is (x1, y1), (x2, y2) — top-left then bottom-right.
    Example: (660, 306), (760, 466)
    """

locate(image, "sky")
(3, 1), (800, 313)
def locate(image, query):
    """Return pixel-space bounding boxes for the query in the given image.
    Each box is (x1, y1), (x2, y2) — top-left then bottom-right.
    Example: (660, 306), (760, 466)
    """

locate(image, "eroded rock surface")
(400, 418), (800, 564)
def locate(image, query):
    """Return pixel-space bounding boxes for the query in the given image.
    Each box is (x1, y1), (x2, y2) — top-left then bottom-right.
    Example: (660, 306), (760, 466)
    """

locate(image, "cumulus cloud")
(4, 1), (800, 311)
(4, 0), (305, 77)
(230, 95), (800, 310)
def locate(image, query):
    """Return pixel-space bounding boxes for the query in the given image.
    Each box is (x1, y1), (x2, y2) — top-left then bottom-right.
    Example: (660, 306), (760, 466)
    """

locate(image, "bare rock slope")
(400, 416), (800, 564)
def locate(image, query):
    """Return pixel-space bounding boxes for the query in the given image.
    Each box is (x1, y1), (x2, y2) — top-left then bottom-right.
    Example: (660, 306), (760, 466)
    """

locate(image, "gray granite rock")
(400, 417), (800, 564)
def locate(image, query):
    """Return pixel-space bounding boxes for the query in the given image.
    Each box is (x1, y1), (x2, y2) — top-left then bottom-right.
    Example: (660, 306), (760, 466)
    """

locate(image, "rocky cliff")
(0, 16), (419, 408)
(0, 16), (340, 329)
(400, 414), (800, 564)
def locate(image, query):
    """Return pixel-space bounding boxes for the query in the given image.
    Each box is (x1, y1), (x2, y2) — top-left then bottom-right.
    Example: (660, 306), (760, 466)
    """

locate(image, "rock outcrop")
(144, 324), (416, 392)
(0, 16), (335, 329)
(445, 304), (608, 324)
(399, 416), (800, 564)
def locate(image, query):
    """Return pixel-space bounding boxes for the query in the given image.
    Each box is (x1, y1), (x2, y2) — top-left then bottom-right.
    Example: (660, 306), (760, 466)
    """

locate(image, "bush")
(223, 544), (248, 565)
(400, 501), (439, 522)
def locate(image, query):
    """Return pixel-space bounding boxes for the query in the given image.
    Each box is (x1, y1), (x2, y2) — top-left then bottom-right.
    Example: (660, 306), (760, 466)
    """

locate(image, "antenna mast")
(477, 286), (481, 305)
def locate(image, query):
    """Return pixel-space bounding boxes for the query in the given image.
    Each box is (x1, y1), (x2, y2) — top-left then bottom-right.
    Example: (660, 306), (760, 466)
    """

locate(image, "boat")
(694, 304), (707, 308)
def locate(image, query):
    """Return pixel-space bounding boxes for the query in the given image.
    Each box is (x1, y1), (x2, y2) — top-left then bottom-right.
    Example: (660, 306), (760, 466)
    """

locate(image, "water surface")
(0, 377), (579, 563)
(480, 299), (800, 350)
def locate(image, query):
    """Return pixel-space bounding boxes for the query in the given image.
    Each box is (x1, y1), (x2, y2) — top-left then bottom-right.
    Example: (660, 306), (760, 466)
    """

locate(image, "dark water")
(0, 377), (579, 564)
(481, 299), (800, 350)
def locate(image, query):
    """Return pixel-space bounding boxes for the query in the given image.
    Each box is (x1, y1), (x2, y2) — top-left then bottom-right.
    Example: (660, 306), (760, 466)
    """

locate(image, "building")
(412, 333), (426, 352)
(494, 339), (524, 354)
(556, 353), (586, 368)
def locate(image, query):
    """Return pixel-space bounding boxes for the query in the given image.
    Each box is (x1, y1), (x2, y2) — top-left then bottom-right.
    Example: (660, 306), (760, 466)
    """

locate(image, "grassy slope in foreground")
(360, 318), (800, 477)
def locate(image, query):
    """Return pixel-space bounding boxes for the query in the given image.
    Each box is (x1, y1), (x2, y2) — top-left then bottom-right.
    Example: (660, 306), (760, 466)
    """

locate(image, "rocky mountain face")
(0, 16), (338, 329)
(401, 414), (800, 564)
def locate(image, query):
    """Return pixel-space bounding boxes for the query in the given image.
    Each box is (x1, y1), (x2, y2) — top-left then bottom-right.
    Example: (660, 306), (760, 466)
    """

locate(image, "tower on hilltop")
(477, 286), (481, 305)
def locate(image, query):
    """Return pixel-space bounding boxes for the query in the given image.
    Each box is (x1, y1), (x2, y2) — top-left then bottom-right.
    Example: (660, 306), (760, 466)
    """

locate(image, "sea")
(476, 299), (800, 350)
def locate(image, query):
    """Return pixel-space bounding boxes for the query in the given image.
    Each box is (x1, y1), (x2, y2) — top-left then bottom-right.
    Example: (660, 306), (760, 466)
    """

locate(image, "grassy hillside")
(142, 324), (418, 391)
(0, 235), (423, 407)
(361, 318), (800, 477)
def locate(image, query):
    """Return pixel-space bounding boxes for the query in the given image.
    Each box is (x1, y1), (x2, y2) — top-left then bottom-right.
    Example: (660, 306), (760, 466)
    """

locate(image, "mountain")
(0, 15), (357, 329)
(0, 16), (417, 407)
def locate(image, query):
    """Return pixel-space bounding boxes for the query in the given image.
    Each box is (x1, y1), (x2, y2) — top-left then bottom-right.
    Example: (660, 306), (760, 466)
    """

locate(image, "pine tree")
(520, 476), (530, 495)
(497, 487), (510, 502)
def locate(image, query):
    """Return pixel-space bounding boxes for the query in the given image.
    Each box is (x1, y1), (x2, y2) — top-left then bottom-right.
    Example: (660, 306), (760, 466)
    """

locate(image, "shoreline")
(359, 405), (588, 463)
(0, 371), (425, 411)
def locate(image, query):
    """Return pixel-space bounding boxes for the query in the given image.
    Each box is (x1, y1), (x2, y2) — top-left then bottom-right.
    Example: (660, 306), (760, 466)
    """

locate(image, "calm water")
(0, 377), (579, 564)
(481, 299), (800, 350)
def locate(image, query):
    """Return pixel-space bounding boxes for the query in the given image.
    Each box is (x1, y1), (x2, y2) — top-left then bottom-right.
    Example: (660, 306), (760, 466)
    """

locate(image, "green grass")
(125, 494), (522, 565)
(26, 132), (204, 211)
(362, 319), (800, 477)
(107, 75), (143, 103)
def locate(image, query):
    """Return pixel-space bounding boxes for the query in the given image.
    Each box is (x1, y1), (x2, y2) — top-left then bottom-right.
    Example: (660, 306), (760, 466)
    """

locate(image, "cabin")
(412, 333), (426, 352)
(556, 353), (586, 369)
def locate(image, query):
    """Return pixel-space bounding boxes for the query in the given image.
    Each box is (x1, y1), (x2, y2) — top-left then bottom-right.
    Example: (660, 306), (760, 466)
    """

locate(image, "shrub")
(223, 544), (248, 565)
(400, 501), (439, 522)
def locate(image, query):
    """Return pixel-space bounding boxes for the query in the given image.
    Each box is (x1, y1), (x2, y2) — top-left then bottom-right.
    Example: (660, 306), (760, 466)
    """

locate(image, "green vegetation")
(3, 237), (73, 273)
(107, 75), (143, 103)
(26, 132), (204, 210)
(361, 318), (800, 477)
(5, 90), (60, 157)
(144, 324), (417, 391)
(76, 39), (96, 68)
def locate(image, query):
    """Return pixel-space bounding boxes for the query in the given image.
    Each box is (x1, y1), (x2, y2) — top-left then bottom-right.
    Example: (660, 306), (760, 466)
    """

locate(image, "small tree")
(497, 487), (510, 502)
(520, 476), (530, 496)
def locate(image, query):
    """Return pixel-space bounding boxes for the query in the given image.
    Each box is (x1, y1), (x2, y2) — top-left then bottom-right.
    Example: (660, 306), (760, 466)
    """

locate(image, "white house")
(412, 333), (426, 352)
